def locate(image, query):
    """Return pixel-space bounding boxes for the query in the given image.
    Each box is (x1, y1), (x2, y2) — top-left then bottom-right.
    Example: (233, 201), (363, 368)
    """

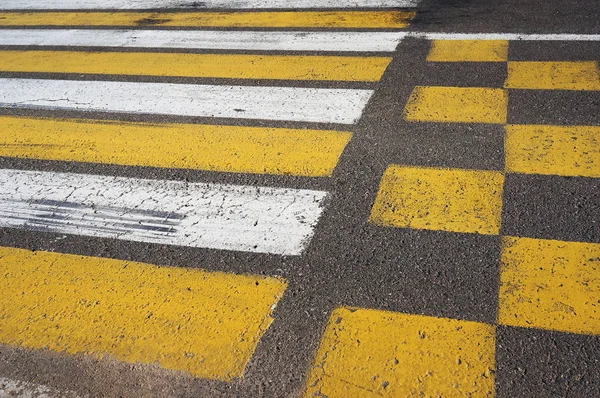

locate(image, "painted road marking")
(0, 78), (374, 124)
(506, 61), (600, 91)
(0, 11), (415, 28)
(0, 377), (81, 398)
(0, 246), (287, 380)
(304, 307), (496, 397)
(505, 125), (600, 178)
(0, 169), (328, 255)
(498, 237), (600, 335)
(0, 51), (392, 82)
(0, 29), (405, 53)
(0, 116), (352, 177)
(369, 165), (504, 235)
(407, 32), (600, 41)
(427, 40), (509, 62)
(0, 0), (420, 10)
(403, 86), (508, 124)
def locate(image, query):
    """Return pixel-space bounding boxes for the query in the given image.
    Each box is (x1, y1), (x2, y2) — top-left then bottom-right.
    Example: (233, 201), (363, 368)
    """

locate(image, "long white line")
(0, 29), (404, 53)
(0, 78), (374, 124)
(0, 169), (328, 255)
(408, 32), (600, 41)
(0, 0), (419, 10)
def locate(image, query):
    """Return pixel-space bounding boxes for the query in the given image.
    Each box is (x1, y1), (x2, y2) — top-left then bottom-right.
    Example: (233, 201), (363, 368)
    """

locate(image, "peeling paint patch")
(498, 236), (600, 335)
(0, 169), (328, 255)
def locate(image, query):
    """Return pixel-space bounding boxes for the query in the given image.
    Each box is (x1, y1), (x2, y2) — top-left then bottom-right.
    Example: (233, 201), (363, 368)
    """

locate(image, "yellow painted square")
(505, 124), (600, 178)
(505, 61), (600, 90)
(369, 165), (505, 235)
(498, 237), (600, 335)
(304, 307), (496, 398)
(404, 86), (508, 124)
(427, 40), (509, 62)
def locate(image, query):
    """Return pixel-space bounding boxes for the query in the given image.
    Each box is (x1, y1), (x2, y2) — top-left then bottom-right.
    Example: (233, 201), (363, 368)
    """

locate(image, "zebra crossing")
(0, 0), (415, 391)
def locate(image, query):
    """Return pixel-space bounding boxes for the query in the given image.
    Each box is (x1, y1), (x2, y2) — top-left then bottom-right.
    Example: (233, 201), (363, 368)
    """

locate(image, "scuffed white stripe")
(0, 0), (419, 10)
(408, 32), (600, 41)
(0, 377), (83, 398)
(0, 169), (328, 255)
(0, 29), (405, 53)
(0, 78), (374, 124)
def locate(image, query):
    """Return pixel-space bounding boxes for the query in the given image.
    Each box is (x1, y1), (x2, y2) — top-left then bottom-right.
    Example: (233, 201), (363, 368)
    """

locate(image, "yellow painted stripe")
(0, 116), (351, 177)
(0, 246), (287, 380)
(505, 61), (600, 90)
(369, 165), (504, 235)
(0, 50), (391, 82)
(498, 236), (600, 335)
(506, 124), (600, 178)
(304, 307), (496, 397)
(404, 86), (508, 124)
(0, 11), (415, 28)
(427, 40), (509, 62)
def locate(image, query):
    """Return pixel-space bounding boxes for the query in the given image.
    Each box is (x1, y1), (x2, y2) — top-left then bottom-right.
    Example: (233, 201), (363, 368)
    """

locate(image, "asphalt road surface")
(0, 0), (598, 397)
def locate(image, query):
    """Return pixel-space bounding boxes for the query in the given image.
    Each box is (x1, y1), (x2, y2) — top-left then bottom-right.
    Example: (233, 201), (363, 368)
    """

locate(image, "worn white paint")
(0, 78), (374, 124)
(0, 0), (419, 10)
(408, 32), (600, 41)
(0, 29), (405, 52)
(0, 169), (328, 255)
(0, 377), (83, 398)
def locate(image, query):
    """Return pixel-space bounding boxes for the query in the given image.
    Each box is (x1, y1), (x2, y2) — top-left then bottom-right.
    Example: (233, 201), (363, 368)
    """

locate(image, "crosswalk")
(305, 38), (598, 397)
(2, 4), (599, 397)
(0, 0), (415, 390)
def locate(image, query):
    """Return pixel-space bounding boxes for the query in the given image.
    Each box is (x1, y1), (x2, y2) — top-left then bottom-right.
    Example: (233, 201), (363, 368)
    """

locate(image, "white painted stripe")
(0, 169), (328, 255)
(0, 29), (404, 53)
(0, 377), (82, 398)
(0, 0), (419, 10)
(0, 78), (373, 124)
(407, 32), (600, 41)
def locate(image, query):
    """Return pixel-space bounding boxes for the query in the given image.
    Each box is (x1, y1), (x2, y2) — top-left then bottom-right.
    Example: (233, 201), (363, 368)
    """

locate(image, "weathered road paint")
(0, 246), (287, 380)
(0, 116), (352, 177)
(0, 29), (405, 52)
(0, 377), (81, 398)
(505, 125), (600, 178)
(498, 237), (600, 335)
(0, 0), (420, 9)
(369, 165), (504, 235)
(404, 86), (508, 124)
(506, 61), (600, 91)
(0, 10), (415, 28)
(427, 40), (508, 62)
(408, 32), (600, 41)
(0, 51), (392, 82)
(0, 78), (374, 124)
(0, 169), (328, 255)
(304, 307), (496, 397)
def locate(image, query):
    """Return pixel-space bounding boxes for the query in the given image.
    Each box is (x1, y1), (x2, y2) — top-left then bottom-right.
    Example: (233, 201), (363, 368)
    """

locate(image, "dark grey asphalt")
(0, 0), (599, 397)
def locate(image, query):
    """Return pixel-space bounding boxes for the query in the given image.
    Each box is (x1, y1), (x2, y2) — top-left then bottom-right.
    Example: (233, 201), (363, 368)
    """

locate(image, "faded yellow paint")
(0, 11), (415, 28)
(506, 124), (600, 178)
(304, 307), (496, 398)
(404, 86), (508, 124)
(498, 237), (600, 335)
(0, 116), (352, 177)
(505, 61), (600, 90)
(0, 50), (392, 82)
(427, 40), (509, 62)
(369, 165), (504, 235)
(0, 246), (287, 380)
